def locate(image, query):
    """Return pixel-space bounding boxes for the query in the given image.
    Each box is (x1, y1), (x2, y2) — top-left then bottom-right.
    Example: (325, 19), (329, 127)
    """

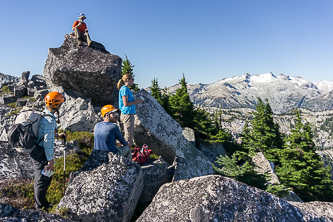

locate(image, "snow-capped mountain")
(167, 73), (333, 114)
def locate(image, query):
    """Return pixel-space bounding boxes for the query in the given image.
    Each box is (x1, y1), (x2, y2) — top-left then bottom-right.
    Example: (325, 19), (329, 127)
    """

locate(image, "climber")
(29, 92), (66, 212)
(72, 12), (92, 46)
(117, 73), (144, 147)
(93, 105), (132, 159)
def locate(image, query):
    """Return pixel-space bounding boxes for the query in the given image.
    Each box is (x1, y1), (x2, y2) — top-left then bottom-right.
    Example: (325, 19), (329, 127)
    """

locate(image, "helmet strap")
(56, 109), (60, 124)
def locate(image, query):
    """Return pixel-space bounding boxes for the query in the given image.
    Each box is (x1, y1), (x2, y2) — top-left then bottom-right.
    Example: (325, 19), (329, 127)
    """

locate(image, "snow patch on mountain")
(314, 80), (333, 94)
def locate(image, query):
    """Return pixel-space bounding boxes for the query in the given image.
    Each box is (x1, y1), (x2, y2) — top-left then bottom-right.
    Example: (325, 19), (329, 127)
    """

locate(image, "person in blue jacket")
(93, 104), (131, 158)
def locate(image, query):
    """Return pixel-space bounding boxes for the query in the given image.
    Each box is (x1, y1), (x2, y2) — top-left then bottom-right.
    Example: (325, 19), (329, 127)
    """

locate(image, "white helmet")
(78, 13), (86, 19)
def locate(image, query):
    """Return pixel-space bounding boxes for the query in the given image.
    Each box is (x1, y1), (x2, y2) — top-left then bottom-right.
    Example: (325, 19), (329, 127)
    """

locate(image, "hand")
(47, 159), (54, 171)
(57, 132), (66, 139)
(136, 98), (144, 104)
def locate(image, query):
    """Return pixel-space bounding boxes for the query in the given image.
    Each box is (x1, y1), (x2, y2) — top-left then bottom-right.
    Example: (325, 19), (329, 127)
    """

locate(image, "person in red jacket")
(72, 13), (92, 46)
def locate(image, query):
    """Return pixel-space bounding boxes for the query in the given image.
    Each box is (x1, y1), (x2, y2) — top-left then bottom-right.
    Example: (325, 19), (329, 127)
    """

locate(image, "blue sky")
(0, 0), (332, 88)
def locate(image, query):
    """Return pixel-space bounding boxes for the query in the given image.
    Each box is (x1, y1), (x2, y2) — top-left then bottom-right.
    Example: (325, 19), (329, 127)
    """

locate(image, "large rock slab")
(43, 34), (122, 107)
(0, 204), (71, 222)
(58, 150), (143, 222)
(252, 152), (280, 185)
(55, 89), (99, 132)
(0, 142), (33, 179)
(137, 175), (333, 222)
(133, 90), (214, 181)
(139, 158), (171, 204)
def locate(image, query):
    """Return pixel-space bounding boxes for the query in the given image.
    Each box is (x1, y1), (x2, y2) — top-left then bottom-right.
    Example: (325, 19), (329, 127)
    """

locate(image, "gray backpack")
(7, 108), (53, 153)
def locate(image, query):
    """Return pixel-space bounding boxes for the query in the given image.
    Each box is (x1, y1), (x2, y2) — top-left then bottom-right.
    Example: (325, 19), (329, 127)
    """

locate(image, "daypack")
(7, 108), (53, 153)
(132, 144), (153, 165)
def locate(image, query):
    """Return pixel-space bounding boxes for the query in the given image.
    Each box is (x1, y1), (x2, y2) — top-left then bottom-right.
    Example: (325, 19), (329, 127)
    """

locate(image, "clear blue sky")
(1, 0), (332, 88)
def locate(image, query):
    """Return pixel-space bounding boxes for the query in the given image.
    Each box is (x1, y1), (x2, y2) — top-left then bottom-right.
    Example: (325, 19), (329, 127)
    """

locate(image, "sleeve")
(115, 125), (128, 146)
(42, 117), (57, 161)
(72, 21), (78, 28)
(120, 86), (130, 97)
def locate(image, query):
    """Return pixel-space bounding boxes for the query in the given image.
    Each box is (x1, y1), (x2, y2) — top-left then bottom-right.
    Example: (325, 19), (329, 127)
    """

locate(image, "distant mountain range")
(167, 73), (333, 114)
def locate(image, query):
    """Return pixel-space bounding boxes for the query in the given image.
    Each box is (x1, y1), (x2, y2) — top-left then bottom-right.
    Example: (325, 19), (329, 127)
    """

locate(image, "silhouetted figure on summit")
(72, 12), (92, 46)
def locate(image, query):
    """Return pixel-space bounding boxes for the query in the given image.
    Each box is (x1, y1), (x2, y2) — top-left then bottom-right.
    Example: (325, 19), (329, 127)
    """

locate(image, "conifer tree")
(121, 55), (139, 90)
(151, 78), (162, 101)
(150, 78), (171, 114)
(275, 110), (333, 201)
(169, 74), (194, 128)
(240, 98), (283, 160)
(151, 74), (233, 146)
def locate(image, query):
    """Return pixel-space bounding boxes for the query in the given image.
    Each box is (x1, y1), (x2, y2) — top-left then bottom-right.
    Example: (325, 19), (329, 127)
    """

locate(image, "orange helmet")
(101, 105), (117, 117)
(45, 92), (65, 109)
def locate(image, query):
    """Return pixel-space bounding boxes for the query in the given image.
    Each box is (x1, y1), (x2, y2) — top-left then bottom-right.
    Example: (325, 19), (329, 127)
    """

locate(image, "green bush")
(7, 102), (17, 108)
(266, 184), (290, 198)
(5, 108), (21, 117)
(0, 178), (34, 209)
(0, 86), (12, 96)
(46, 131), (94, 206)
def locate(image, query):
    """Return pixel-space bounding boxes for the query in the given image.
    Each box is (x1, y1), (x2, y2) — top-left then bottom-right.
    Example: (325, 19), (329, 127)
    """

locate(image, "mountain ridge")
(167, 72), (333, 113)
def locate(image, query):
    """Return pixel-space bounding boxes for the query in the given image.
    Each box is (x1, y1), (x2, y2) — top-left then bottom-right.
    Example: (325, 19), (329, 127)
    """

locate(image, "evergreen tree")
(169, 74), (194, 127)
(240, 98), (283, 161)
(122, 55), (134, 76)
(151, 78), (162, 101)
(150, 78), (171, 114)
(121, 55), (139, 90)
(275, 110), (333, 201)
(214, 153), (268, 190)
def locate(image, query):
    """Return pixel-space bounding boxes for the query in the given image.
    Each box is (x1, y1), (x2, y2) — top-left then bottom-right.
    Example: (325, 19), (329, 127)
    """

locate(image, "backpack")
(132, 144), (153, 165)
(7, 108), (53, 153)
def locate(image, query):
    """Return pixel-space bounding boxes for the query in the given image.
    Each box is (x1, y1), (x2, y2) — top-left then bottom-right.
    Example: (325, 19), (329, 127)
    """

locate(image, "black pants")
(29, 146), (52, 210)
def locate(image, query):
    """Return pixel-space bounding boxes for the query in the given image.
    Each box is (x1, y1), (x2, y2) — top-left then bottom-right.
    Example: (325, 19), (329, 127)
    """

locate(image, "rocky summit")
(44, 34), (122, 107)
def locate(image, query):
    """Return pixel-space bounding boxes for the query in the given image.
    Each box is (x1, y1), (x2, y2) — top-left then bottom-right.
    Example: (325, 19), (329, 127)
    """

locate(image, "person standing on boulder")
(72, 12), (92, 46)
(93, 105), (132, 159)
(29, 92), (66, 212)
(117, 74), (143, 147)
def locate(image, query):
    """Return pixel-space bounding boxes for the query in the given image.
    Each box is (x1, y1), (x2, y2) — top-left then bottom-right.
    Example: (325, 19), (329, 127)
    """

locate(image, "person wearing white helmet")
(72, 12), (92, 46)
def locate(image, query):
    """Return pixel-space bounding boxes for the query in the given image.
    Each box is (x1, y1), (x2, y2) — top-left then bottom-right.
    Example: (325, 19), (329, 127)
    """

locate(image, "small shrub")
(5, 109), (21, 117)
(266, 184), (290, 197)
(0, 86), (12, 96)
(0, 178), (34, 209)
(7, 102), (17, 108)
(21, 96), (36, 101)
(46, 131), (94, 205)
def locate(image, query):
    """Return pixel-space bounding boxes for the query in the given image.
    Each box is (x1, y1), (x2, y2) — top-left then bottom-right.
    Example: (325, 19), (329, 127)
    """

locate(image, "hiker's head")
(45, 92), (65, 111)
(117, 73), (134, 89)
(78, 12), (86, 20)
(101, 105), (118, 122)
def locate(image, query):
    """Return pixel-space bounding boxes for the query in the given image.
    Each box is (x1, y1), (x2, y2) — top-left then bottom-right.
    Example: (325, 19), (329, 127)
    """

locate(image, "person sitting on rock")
(93, 105), (132, 159)
(72, 12), (92, 46)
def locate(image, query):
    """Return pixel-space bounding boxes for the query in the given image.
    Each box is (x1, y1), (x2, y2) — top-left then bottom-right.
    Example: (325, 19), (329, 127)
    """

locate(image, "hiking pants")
(29, 147), (52, 210)
(117, 145), (132, 159)
(74, 27), (92, 45)
(120, 113), (134, 147)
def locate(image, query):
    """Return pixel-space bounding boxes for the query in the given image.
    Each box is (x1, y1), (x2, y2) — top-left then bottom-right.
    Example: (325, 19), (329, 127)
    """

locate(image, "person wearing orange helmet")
(93, 105), (131, 159)
(29, 91), (65, 212)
